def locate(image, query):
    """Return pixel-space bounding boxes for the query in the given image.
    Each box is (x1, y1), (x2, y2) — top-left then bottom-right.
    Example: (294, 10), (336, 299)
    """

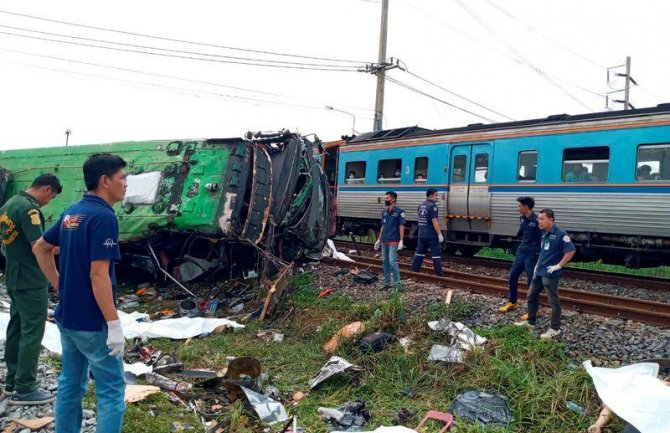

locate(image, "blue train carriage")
(335, 105), (670, 268)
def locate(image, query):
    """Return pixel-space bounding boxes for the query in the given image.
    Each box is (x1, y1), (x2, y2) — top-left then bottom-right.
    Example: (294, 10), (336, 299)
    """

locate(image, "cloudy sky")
(0, 0), (668, 149)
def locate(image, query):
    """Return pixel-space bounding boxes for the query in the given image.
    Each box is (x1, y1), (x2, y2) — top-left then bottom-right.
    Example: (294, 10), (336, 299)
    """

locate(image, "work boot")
(9, 389), (55, 406)
(540, 328), (562, 340)
(498, 302), (519, 313)
(513, 320), (534, 328)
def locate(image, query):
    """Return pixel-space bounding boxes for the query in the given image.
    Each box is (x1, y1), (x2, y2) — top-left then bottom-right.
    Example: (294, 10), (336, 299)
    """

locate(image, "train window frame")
(561, 146), (610, 183)
(452, 154), (467, 183)
(473, 153), (489, 183)
(377, 158), (402, 184)
(344, 161), (366, 184)
(414, 157), (428, 183)
(517, 151), (538, 183)
(635, 143), (670, 182)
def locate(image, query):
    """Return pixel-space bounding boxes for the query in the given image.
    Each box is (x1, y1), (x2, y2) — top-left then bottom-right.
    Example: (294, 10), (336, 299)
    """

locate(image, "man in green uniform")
(1, 173), (62, 405)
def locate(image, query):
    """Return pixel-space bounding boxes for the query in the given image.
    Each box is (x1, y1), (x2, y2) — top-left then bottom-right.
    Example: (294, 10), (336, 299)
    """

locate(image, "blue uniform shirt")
(43, 194), (122, 331)
(517, 212), (542, 254)
(417, 200), (439, 239)
(380, 205), (405, 243)
(534, 224), (576, 278)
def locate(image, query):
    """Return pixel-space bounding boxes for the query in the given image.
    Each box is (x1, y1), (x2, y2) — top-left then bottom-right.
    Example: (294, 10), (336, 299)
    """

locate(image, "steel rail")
(324, 256), (670, 328)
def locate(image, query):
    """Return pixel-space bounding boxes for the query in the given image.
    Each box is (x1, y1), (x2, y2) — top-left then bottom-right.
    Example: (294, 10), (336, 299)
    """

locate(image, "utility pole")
(373, 0), (389, 132)
(65, 129), (71, 146)
(606, 56), (637, 110)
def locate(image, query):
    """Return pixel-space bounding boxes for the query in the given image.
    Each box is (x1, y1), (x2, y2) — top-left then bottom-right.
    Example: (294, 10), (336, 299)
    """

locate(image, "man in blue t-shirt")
(499, 196), (542, 313)
(515, 208), (576, 340)
(410, 188), (444, 276)
(374, 191), (405, 290)
(33, 153), (127, 433)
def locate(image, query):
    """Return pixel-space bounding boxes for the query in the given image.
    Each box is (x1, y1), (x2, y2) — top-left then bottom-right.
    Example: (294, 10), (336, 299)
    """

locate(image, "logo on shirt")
(103, 238), (118, 249)
(62, 214), (84, 230)
(28, 209), (41, 226)
(562, 235), (571, 243)
(419, 208), (427, 217)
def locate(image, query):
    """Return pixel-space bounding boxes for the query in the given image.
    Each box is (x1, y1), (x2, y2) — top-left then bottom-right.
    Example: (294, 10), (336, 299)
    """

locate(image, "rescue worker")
(1, 174), (62, 404)
(410, 188), (444, 276)
(515, 209), (576, 339)
(374, 191), (405, 290)
(33, 153), (127, 433)
(499, 196), (541, 313)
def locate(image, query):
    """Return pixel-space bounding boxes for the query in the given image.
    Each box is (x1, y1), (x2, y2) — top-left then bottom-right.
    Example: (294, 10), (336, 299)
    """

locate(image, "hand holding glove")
(106, 319), (125, 358)
(398, 240), (404, 251)
(546, 264), (562, 274)
(438, 234), (445, 243)
(374, 239), (381, 251)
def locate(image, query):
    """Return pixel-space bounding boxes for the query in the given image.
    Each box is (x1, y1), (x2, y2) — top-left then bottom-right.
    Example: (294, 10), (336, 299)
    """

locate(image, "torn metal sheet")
(241, 144), (273, 244)
(309, 356), (363, 389)
(428, 319), (487, 352)
(451, 390), (512, 426)
(123, 171), (162, 205)
(241, 386), (289, 425)
(428, 344), (465, 363)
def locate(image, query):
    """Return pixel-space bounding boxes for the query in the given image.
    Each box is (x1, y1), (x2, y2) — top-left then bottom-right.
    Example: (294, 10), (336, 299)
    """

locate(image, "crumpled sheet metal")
(240, 386), (289, 425)
(451, 390), (512, 426)
(309, 356), (363, 389)
(428, 344), (465, 363)
(427, 319), (487, 363)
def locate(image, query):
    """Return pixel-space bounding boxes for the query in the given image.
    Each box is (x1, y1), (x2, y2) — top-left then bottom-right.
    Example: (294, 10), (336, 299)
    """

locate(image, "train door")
(447, 143), (492, 234)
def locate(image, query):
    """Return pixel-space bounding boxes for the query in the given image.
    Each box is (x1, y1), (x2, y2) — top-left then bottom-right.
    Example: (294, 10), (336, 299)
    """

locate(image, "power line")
(404, 69), (515, 121)
(386, 76), (496, 123)
(0, 23), (361, 70)
(0, 8), (369, 65)
(0, 30), (360, 72)
(452, 0), (595, 113)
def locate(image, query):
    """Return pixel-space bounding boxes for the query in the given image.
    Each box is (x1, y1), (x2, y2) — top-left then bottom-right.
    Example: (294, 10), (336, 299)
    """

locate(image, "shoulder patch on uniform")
(28, 208), (41, 225)
(400, 212), (406, 218)
(562, 235), (571, 243)
(432, 206), (437, 211)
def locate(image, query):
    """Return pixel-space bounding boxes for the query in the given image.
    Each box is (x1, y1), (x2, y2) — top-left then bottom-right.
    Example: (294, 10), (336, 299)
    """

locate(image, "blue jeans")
(56, 323), (126, 433)
(411, 237), (443, 276)
(381, 242), (401, 285)
(508, 252), (539, 303)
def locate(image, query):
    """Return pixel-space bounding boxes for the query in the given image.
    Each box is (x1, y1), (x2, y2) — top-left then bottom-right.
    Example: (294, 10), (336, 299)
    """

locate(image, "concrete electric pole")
(65, 129), (71, 146)
(606, 56), (637, 110)
(373, 0), (389, 132)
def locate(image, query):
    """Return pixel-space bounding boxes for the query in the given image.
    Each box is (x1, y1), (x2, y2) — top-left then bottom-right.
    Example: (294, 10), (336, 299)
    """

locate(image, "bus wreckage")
(0, 130), (331, 283)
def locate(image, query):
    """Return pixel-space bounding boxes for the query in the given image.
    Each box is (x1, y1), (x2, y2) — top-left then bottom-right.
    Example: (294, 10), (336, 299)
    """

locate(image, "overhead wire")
(386, 76), (496, 123)
(0, 24), (362, 71)
(0, 8), (369, 65)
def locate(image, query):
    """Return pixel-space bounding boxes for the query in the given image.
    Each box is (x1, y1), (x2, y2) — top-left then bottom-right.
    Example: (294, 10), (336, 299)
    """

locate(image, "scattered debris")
(309, 356), (363, 389)
(428, 345), (464, 363)
(325, 239), (354, 262)
(399, 387), (416, 398)
(359, 332), (396, 353)
(257, 329), (285, 343)
(124, 384), (161, 403)
(318, 400), (370, 431)
(241, 386), (289, 425)
(566, 401), (586, 416)
(398, 337), (413, 354)
(13, 417), (55, 430)
(416, 410), (453, 433)
(178, 299), (200, 318)
(427, 319), (487, 363)
(323, 322), (366, 354)
(353, 270), (378, 285)
(292, 391), (306, 402)
(145, 372), (192, 393)
(445, 289), (454, 305)
(331, 428), (417, 433)
(450, 390), (512, 426)
(393, 408), (416, 425)
(318, 288), (334, 299)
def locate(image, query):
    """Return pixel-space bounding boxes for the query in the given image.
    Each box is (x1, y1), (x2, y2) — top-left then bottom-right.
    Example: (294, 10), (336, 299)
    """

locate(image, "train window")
(518, 151), (538, 182)
(474, 154), (489, 183)
(377, 158), (401, 184)
(345, 161), (366, 184)
(636, 143), (670, 181)
(452, 155), (466, 183)
(562, 146), (609, 182)
(414, 157), (428, 183)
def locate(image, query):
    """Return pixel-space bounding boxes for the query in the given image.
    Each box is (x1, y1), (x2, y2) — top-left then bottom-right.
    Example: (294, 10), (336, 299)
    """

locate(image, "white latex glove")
(398, 240), (404, 251)
(438, 234), (445, 243)
(374, 239), (381, 251)
(546, 264), (562, 274)
(106, 319), (125, 358)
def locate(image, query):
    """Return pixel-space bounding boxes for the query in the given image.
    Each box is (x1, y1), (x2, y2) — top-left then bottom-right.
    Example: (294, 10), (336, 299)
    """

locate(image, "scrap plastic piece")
(325, 239), (355, 262)
(309, 356), (363, 389)
(583, 360), (670, 433)
(124, 385), (161, 403)
(428, 345), (464, 363)
(416, 410), (453, 433)
(318, 400), (370, 431)
(450, 390), (512, 426)
(359, 332), (395, 353)
(241, 386), (289, 425)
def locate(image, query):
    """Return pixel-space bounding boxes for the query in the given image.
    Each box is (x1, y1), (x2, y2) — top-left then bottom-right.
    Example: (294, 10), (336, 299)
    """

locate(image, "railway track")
(333, 240), (670, 292)
(324, 254), (670, 328)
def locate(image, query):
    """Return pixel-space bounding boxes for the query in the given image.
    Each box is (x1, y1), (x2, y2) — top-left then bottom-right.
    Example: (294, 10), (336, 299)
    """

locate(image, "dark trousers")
(527, 276), (561, 330)
(411, 237), (443, 276)
(508, 252), (538, 303)
(4, 285), (48, 393)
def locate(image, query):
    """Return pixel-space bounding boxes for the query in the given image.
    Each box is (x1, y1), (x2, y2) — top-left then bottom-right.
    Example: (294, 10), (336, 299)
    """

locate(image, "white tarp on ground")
(324, 239), (354, 262)
(332, 427), (417, 433)
(583, 360), (670, 433)
(0, 310), (244, 355)
(123, 171), (162, 205)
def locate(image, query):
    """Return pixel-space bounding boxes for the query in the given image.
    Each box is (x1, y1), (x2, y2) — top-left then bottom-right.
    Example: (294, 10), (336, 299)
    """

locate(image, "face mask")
(384, 200), (392, 206)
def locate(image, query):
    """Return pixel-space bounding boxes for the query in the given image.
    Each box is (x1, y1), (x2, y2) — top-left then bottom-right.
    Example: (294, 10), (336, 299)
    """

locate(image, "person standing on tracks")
(374, 191), (405, 290)
(515, 209), (576, 339)
(410, 188), (444, 276)
(499, 196), (541, 313)
(33, 153), (127, 433)
(1, 174), (62, 405)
